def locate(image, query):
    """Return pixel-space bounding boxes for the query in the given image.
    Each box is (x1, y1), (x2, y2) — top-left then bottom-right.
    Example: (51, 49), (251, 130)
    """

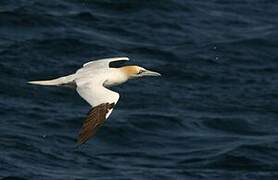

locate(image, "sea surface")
(0, 0), (278, 179)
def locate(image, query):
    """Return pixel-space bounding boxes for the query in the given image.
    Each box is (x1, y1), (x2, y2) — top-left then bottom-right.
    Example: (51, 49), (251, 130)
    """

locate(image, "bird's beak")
(142, 69), (161, 77)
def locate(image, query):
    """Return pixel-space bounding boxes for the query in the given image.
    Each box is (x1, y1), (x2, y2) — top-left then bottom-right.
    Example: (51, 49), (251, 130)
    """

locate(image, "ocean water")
(1, 0), (278, 179)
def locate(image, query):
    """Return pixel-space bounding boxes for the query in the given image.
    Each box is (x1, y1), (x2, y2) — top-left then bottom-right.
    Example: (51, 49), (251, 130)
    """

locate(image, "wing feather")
(82, 57), (129, 69)
(78, 103), (115, 144)
(75, 57), (129, 78)
(75, 77), (119, 144)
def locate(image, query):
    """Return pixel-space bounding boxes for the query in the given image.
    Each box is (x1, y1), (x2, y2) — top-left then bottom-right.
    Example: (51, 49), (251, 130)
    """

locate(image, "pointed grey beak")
(142, 70), (161, 77)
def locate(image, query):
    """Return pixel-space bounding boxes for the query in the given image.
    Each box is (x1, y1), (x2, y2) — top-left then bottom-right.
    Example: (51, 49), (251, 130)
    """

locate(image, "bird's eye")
(138, 69), (144, 74)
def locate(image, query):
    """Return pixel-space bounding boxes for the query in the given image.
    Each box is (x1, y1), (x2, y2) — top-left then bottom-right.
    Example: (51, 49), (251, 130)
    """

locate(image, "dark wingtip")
(76, 103), (116, 145)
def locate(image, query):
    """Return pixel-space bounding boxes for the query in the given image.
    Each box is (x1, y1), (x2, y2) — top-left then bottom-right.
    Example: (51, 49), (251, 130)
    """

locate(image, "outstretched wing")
(75, 57), (129, 78)
(82, 57), (129, 70)
(78, 103), (115, 144)
(75, 77), (120, 144)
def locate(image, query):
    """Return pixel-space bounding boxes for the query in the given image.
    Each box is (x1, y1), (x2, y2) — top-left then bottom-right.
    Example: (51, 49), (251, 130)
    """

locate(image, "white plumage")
(29, 57), (161, 144)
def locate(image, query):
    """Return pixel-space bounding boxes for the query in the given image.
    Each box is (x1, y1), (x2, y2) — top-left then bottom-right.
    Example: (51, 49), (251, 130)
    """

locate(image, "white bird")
(28, 57), (161, 144)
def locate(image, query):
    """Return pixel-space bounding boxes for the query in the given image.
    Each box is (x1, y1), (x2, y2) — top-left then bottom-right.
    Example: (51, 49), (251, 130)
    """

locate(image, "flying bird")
(28, 57), (161, 145)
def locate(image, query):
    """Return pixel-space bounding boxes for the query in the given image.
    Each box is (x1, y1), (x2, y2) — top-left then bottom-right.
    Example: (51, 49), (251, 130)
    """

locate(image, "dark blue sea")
(1, 0), (278, 179)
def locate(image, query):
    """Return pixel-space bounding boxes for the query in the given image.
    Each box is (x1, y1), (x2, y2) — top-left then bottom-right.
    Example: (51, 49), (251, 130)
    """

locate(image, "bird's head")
(120, 65), (161, 79)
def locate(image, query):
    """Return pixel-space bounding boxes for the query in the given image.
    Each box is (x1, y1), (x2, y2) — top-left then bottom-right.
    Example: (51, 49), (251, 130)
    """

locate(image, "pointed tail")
(28, 74), (76, 86)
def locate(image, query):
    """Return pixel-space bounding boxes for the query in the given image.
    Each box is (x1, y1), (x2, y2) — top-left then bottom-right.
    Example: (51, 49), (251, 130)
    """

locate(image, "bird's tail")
(28, 74), (76, 86)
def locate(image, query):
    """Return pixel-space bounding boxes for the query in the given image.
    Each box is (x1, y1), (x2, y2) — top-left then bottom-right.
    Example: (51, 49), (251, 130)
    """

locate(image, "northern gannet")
(28, 57), (161, 145)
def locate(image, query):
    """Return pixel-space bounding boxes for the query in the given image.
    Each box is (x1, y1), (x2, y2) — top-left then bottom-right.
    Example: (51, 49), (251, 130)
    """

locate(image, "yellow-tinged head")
(119, 66), (161, 79)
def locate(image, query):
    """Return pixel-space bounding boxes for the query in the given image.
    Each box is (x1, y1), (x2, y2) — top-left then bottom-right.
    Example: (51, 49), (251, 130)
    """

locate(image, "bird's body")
(29, 57), (160, 144)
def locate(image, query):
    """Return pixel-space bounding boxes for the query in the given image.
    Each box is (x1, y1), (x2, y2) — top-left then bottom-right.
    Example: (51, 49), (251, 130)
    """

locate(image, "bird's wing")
(78, 103), (115, 144)
(75, 77), (120, 144)
(82, 57), (129, 70)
